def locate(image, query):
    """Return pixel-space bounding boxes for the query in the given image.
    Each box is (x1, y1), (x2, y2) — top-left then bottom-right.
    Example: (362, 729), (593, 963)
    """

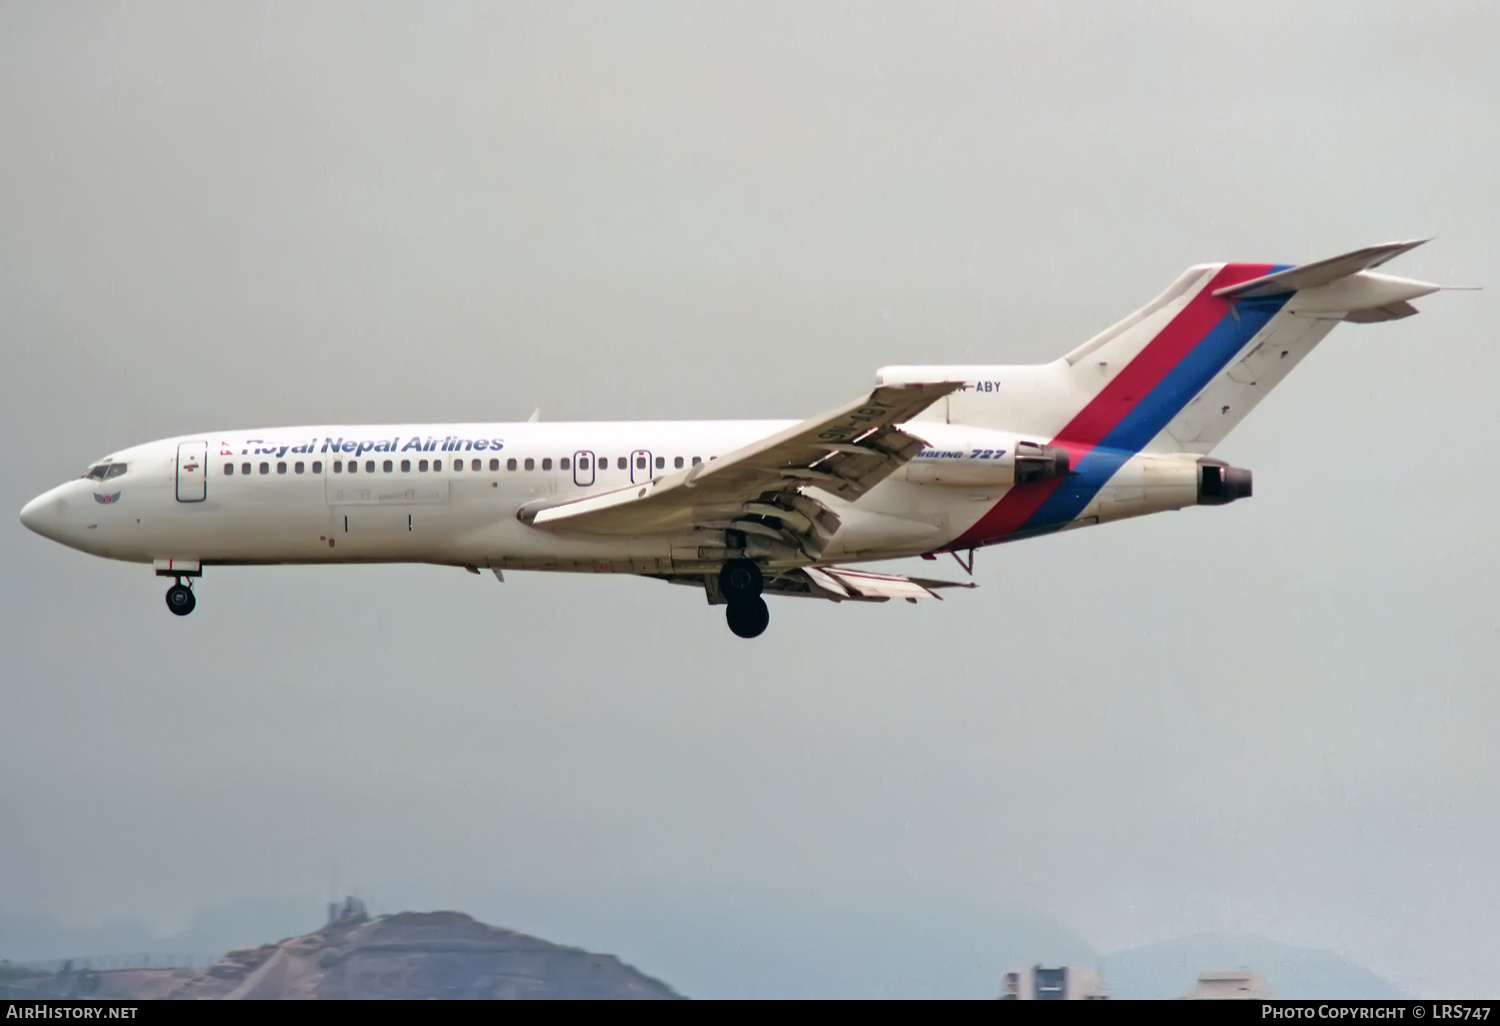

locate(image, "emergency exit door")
(176, 441), (207, 502)
(630, 449), (652, 485)
(573, 450), (596, 487)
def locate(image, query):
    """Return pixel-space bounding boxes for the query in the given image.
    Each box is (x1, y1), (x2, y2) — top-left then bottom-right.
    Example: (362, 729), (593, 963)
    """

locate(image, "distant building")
(1180, 969), (1272, 999)
(999, 965), (1109, 1000)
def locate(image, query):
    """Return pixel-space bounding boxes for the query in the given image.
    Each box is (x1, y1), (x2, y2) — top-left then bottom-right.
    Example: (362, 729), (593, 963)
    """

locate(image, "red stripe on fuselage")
(948, 262), (1277, 550)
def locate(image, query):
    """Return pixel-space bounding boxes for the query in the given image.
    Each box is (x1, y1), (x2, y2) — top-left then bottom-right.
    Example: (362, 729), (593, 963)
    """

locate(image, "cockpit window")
(85, 465), (109, 480)
(104, 464), (128, 479)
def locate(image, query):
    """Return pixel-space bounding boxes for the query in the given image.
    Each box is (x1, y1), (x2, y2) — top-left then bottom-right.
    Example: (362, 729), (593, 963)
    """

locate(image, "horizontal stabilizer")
(1213, 239), (1431, 299)
(1344, 300), (1420, 323)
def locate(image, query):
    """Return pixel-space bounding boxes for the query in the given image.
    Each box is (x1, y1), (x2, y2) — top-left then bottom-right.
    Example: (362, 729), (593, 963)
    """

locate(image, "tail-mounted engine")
(1197, 458), (1252, 505)
(1014, 441), (1071, 484)
(900, 437), (1071, 487)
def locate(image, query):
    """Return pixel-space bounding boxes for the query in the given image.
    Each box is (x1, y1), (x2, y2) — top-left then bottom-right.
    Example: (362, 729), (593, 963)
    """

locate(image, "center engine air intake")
(1197, 458), (1252, 505)
(1014, 441), (1071, 483)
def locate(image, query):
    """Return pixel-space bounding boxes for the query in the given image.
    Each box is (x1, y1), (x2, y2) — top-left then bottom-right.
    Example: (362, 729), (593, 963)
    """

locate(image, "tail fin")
(878, 241), (1455, 453)
(877, 242), (1460, 550)
(1063, 239), (1445, 455)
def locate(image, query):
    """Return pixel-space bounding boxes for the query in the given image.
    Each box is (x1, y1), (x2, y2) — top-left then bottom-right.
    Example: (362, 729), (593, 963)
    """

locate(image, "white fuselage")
(19, 419), (1210, 577)
(18, 243), (1442, 636)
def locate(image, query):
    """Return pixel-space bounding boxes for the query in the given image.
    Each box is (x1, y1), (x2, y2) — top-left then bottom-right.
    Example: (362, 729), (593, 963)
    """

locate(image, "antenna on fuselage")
(527, 408), (541, 422)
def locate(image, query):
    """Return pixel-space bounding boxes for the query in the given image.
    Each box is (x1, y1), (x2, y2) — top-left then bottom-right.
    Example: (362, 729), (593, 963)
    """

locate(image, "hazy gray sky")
(2, 1), (1496, 998)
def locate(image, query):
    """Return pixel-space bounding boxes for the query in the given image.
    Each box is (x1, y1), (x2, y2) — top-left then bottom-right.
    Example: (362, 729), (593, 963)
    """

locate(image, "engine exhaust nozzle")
(1197, 459), (1252, 505)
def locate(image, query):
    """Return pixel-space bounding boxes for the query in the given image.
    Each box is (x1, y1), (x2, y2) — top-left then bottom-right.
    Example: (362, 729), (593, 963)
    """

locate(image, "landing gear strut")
(164, 579), (196, 616)
(719, 559), (769, 639)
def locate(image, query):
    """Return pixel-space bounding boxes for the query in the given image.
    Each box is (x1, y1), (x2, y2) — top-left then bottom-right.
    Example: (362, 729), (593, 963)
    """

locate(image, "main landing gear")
(163, 577), (196, 616)
(719, 559), (769, 639)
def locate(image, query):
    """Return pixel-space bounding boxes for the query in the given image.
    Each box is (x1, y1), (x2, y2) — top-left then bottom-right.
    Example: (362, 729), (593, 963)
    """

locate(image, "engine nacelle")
(1089, 452), (1251, 526)
(1014, 441), (1071, 483)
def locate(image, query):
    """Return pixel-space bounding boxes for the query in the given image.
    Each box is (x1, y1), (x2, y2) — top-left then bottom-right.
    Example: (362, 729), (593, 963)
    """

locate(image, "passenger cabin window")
(277, 462), (287, 474)
(524, 458), (535, 471)
(243, 462), (253, 475)
(489, 458), (499, 471)
(433, 459), (442, 471)
(312, 461), (322, 473)
(542, 457), (553, 471)
(365, 460), (375, 473)
(692, 456), (701, 465)
(674, 456), (684, 469)
(618, 457), (627, 470)
(635, 456), (646, 470)
(419, 459), (429, 472)
(383, 460), (393, 472)
(560, 457), (570, 470)
(471, 458), (481, 471)
(655, 456), (665, 469)
(333, 461), (343, 473)
(295, 461), (305, 474)
(578, 457), (589, 470)
(507, 458), (517, 471)
(401, 459), (411, 472)
(224, 463), (234, 475)
(453, 459), (462, 472)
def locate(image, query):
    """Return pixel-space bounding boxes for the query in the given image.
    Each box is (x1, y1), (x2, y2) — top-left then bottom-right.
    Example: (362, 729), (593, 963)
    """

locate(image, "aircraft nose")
(19, 487), (65, 540)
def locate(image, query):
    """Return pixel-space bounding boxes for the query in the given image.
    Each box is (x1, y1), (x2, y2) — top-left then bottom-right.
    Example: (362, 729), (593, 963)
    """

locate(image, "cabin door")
(175, 441), (207, 502)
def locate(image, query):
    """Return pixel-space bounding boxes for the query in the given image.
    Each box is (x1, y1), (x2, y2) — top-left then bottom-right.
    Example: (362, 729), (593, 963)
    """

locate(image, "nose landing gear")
(156, 562), (202, 617)
(718, 559), (769, 639)
(165, 579), (196, 616)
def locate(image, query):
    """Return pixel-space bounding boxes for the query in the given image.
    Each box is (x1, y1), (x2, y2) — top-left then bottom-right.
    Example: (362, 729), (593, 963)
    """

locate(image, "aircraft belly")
(459, 520), (656, 572)
(442, 479), (651, 571)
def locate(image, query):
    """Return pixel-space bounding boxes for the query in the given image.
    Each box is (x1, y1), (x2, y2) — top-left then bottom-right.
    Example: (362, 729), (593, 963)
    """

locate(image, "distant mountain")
(1104, 935), (1407, 1000)
(6, 911), (683, 1000)
(1, 896), (1408, 999)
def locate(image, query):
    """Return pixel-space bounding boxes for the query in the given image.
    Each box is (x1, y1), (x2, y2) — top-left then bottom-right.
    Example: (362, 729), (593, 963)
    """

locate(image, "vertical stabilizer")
(879, 241), (1452, 548)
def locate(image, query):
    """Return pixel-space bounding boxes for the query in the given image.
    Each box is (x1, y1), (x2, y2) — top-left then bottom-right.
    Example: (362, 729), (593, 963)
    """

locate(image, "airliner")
(19, 241), (1458, 637)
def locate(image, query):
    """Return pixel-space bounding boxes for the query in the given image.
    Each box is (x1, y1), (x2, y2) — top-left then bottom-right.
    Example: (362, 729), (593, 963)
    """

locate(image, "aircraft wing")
(658, 564), (977, 602)
(784, 565), (977, 602)
(519, 382), (960, 556)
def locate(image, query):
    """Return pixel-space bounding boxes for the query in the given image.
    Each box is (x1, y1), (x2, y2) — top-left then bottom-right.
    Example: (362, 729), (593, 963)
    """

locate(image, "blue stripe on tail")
(1021, 291), (1292, 533)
